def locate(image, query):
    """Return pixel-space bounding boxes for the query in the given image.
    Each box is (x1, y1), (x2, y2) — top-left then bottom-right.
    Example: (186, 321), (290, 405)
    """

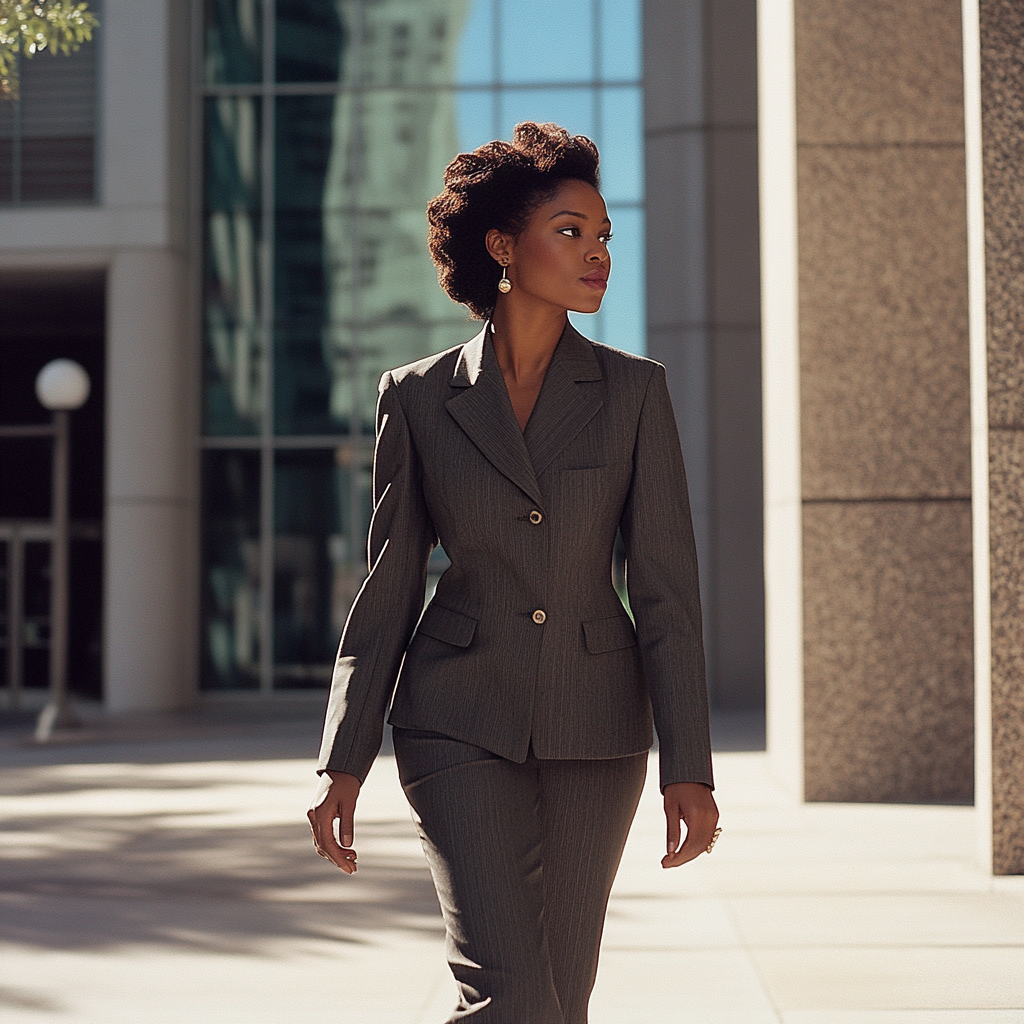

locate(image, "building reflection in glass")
(203, 96), (262, 436)
(320, 0), (472, 439)
(201, 450), (260, 689)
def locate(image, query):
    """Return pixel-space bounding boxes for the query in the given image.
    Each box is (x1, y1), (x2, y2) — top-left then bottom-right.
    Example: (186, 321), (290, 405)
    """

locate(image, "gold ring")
(705, 827), (722, 854)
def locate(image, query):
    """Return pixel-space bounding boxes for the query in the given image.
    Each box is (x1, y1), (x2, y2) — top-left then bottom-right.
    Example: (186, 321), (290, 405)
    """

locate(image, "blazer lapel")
(446, 325), (544, 506)
(523, 321), (604, 478)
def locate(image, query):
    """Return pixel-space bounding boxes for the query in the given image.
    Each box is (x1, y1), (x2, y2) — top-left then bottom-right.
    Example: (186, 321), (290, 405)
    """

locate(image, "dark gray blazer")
(317, 320), (713, 791)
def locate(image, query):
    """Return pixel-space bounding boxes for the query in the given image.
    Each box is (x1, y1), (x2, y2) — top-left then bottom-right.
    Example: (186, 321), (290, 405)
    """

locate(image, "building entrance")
(0, 520), (102, 704)
(0, 272), (105, 705)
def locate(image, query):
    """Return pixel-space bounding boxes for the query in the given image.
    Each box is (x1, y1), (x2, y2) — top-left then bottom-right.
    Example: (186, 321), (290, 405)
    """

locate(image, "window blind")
(0, 37), (97, 205)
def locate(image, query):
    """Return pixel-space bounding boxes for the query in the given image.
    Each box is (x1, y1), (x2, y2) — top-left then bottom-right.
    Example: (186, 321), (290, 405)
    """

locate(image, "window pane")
(276, 0), (345, 83)
(455, 89), (497, 152)
(274, 95), (335, 435)
(457, 0), (495, 85)
(599, 205), (645, 355)
(599, 87), (643, 203)
(599, 0), (641, 81)
(360, 0), (477, 88)
(499, 0), (594, 84)
(283, 0), (478, 90)
(205, 0), (262, 84)
(273, 448), (371, 688)
(201, 450), (261, 690)
(499, 89), (595, 142)
(275, 90), (467, 435)
(203, 97), (263, 436)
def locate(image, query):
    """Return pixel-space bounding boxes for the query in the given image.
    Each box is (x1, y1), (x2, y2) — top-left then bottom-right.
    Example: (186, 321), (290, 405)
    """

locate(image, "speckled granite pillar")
(979, 0), (1024, 874)
(795, 0), (975, 803)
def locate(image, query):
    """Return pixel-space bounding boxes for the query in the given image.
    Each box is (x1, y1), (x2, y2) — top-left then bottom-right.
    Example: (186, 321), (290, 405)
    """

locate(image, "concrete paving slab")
(781, 1013), (1024, 1023)
(589, 949), (780, 1023)
(601, 895), (740, 949)
(753, 946), (1024, 1010)
(730, 893), (1024, 947)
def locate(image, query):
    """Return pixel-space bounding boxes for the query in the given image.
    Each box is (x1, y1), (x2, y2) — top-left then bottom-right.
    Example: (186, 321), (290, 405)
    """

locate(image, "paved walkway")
(1, 701), (1023, 1023)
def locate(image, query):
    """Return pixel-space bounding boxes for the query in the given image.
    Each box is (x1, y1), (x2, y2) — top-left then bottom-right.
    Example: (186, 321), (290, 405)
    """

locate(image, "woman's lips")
(582, 269), (609, 289)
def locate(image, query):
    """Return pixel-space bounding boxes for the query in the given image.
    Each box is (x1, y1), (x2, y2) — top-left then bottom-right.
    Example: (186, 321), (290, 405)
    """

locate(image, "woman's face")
(494, 179), (612, 315)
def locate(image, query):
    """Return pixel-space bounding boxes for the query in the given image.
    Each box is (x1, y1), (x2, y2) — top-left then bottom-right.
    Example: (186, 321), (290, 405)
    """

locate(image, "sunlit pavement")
(1, 702), (1023, 1024)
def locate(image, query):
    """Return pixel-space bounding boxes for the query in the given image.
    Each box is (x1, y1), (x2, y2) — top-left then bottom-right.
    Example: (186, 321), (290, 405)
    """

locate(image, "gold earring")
(498, 261), (512, 294)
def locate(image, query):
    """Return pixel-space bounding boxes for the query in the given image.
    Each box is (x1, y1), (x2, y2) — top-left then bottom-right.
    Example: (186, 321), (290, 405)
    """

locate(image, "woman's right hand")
(307, 770), (361, 873)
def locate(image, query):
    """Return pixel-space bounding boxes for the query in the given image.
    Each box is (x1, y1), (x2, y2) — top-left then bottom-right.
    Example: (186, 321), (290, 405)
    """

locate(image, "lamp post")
(34, 359), (90, 742)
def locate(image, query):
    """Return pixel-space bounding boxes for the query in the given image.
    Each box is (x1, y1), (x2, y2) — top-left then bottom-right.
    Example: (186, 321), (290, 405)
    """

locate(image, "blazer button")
(532, 609), (547, 624)
(529, 510), (543, 524)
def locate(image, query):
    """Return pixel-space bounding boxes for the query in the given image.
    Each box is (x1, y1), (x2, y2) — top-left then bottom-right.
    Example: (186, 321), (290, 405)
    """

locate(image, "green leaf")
(0, 1), (98, 100)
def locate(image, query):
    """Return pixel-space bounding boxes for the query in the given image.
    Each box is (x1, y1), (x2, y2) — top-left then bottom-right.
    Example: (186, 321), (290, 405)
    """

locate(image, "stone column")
(100, 0), (197, 711)
(795, 0), (974, 802)
(104, 252), (193, 711)
(644, 0), (765, 711)
(977, 0), (1024, 873)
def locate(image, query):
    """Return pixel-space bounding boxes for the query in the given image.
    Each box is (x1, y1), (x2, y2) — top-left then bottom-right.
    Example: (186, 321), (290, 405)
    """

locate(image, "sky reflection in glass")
(499, 0), (594, 83)
(600, 0), (641, 80)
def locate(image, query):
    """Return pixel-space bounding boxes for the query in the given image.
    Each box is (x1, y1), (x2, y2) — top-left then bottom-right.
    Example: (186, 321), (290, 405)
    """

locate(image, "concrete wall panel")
(104, 502), (191, 711)
(709, 0), (759, 124)
(644, 132), (708, 328)
(101, 0), (175, 208)
(643, 0), (704, 132)
(795, 0), (965, 145)
(106, 253), (190, 501)
(103, 248), (194, 710)
(803, 500), (974, 803)
(798, 145), (971, 500)
(710, 325), (765, 706)
(710, 127), (762, 325)
(979, 0), (1024, 872)
(988, 429), (1024, 871)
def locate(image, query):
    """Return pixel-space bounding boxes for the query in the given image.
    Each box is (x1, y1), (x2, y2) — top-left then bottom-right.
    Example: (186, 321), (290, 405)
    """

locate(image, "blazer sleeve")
(619, 363), (714, 792)
(317, 371), (436, 781)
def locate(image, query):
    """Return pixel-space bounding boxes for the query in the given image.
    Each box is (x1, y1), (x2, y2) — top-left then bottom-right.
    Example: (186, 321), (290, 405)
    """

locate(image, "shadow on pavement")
(0, 697), (440, 956)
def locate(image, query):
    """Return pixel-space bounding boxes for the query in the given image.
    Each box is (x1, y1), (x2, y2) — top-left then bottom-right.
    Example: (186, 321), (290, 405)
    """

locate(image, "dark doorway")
(0, 271), (105, 700)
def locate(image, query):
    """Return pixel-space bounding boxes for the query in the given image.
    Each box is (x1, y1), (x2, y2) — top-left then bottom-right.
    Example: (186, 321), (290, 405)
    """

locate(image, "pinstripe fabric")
(393, 727), (647, 1024)
(317, 320), (713, 792)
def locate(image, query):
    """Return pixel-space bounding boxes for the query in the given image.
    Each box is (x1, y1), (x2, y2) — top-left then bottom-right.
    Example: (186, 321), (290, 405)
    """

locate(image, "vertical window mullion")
(346, 0), (367, 593)
(259, 0), (276, 694)
(12, 54), (22, 204)
(492, 0), (501, 131)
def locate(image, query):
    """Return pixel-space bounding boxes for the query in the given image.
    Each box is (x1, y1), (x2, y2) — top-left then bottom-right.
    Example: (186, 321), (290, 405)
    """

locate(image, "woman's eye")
(600, 233), (613, 243)
(557, 226), (580, 237)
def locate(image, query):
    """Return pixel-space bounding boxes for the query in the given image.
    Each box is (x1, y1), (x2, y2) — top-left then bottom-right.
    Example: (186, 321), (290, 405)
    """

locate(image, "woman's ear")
(485, 228), (512, 266)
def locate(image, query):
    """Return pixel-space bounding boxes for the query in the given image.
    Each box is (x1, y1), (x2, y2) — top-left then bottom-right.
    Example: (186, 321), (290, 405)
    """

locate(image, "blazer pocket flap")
(417, 603), (477, 648)
(583, 615), (638, 654)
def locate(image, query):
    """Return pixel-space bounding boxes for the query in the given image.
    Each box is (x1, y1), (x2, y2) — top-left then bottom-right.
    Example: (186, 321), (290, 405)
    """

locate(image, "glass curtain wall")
(200, 0), (644, 692)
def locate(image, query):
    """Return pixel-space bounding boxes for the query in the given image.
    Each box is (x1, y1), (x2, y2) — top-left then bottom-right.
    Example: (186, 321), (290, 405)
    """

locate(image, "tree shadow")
(0, 716), (443, 956)
(0, 809), (444, 955)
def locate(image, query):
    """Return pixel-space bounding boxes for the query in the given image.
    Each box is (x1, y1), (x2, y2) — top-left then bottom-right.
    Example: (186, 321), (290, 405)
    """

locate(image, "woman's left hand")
(661, 782), (719, 868)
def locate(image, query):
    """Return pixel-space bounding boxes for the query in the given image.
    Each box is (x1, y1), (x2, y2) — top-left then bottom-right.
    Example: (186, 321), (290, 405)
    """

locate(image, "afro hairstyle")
(426, 121), (601, 319)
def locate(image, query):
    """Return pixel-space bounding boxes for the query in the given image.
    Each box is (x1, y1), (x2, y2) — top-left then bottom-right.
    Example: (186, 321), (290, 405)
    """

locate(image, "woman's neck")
(490, 299), (566, 385)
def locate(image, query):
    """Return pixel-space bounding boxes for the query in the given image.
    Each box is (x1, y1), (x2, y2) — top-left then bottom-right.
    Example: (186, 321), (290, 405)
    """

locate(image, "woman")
(308, 122), (719, 1023)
